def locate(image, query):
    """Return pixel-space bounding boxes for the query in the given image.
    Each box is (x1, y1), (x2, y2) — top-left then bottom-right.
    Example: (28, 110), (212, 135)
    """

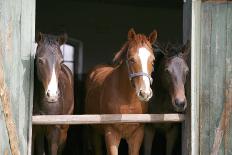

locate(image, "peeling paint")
(4, 148), (9, 155)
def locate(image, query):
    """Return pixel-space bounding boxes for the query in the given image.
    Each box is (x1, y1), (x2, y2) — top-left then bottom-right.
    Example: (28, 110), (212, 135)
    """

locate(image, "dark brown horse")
(32, 33), (74, 155)
(85, 28), (157, 155)
(144, 41), (190, 155)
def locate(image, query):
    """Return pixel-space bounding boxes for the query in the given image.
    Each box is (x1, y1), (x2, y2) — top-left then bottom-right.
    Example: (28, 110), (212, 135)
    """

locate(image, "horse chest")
(102, 98), (145, 114)
(119, 104), (143, 113)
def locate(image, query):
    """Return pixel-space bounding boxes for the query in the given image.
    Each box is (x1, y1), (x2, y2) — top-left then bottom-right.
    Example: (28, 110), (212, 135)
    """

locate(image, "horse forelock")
(166, 44), (182, 58)
(112, 34), (152, 65)
(133, 34), (151, 46)
(36, 34), (63, 58)
(154, 42), (183, 58)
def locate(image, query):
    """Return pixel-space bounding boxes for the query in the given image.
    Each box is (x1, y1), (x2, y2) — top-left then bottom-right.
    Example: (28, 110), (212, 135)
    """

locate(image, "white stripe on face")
(46, 65), (58, 97)
(138, 47), (151, 93)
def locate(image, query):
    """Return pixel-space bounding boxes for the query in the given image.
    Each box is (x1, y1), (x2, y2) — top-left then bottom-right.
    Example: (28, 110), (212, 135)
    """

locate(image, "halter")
(125, 59), (153, 85)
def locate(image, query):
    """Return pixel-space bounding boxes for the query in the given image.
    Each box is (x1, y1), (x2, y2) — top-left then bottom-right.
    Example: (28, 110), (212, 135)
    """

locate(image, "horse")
(32, 33), (74, 155)
(143, 41), (190, 155)
(85, 28), (157, 155)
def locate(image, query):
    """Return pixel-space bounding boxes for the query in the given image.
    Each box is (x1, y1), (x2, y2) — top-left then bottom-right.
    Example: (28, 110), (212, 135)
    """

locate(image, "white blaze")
(138, 47), (151, 93)
(46, 65), (58, 97)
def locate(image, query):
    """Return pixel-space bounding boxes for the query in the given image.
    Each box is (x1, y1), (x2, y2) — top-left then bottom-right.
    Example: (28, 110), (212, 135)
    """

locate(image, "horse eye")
(165, 68), (170, 74)
(152, 60), (155, 65)
(38, 58), (45, 64)
(129, 58), (136, 64)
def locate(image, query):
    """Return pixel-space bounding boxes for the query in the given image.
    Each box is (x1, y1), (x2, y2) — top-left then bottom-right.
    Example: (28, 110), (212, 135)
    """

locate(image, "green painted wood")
(210, 3), (227, 155)
(0, 0), (35, 154)
(200, 2), (232, 155)
(224, 3), (232, 155)
(199, 3), (212, 155)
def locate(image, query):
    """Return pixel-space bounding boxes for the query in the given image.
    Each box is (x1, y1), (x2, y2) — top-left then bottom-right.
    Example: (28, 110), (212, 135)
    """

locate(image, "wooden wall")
(199, 1), (232, 154)
(0, 0), (35, 154)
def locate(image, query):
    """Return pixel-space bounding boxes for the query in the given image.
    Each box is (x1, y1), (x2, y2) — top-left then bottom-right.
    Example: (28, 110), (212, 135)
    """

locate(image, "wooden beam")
(32, 114), (185, 125)
(191, 0), (201, 155)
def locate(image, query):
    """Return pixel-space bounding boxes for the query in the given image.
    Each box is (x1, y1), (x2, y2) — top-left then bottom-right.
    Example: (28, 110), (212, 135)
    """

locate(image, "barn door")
(199, 1), (232, 155)
(0, 0), (35, 154)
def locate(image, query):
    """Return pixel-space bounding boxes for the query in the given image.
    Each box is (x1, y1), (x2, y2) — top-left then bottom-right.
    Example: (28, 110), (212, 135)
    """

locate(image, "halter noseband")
(126, 60), (153, 85)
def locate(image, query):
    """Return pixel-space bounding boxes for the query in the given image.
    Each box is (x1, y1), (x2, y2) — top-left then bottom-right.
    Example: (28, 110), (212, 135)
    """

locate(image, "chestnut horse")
(85, 28), (157, 155)
(143, 41), (190, 155)
(32, 33), (74, 155)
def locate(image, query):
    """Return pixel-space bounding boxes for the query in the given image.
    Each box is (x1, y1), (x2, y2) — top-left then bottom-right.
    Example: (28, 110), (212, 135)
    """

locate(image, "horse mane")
(112, 41), (129, 65)
(165, 43), (183, 57)
(153, 41), (183, 58)
(41, 34), (60, 46)
(112, 34), (152, 66)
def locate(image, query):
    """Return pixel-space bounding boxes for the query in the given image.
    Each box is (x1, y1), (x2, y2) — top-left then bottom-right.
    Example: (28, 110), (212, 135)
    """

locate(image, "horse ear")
(164, 42), (172, 56)
(182, 40), (191, 58)
(128, 28), (136, 40)
(149, 30), (157, 44)
(35, 32), (44, 44)
(153, 42), (167, 56)
(57, 33), (68, 45)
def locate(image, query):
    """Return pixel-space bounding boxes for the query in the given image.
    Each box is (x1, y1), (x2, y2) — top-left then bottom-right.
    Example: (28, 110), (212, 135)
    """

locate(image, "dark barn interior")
(36, 0), (183, 154)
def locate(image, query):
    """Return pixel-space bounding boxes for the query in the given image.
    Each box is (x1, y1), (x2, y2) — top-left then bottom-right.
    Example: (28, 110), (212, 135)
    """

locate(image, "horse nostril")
(139, 90), (146, 98)
(46, 91), (50, 97)
(175, 99), (185, 108)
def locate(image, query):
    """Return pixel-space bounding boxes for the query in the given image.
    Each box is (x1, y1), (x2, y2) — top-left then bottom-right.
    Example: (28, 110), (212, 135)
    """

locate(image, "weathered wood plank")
(224, 2), (232, 155)
(209, 3), (227, 155)
(32, 114), (185, 125)
(191, 0), (201, 154)
(199, 1), (232, 155)
(0, 1), (21, 155)
(203, 0), (232, 3)
(20, 0), (35, 155)
(0, 0), (35, 154)
(0, 106), (12, 155)
(199, 3), (212, 155)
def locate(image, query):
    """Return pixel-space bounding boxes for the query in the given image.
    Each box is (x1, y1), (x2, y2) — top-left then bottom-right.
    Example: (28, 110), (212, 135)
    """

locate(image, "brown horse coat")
(32, 33), (74, 155)
(144, 41), (190, 155)
(85, 28), (157, 155)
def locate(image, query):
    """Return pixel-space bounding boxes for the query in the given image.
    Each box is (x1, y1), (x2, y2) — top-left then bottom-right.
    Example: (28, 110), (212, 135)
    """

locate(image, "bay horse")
(85, 28), (157, 155)
(32, 33), (74, 155)
(143, 41), (190, 155)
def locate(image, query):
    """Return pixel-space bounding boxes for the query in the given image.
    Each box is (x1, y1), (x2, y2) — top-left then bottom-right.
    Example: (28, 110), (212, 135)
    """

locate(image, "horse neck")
(115, 61), (137, 101)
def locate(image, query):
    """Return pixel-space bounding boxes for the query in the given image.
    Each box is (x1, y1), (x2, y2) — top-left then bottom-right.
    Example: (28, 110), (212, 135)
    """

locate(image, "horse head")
(161, 41), (190, 112)
(35, 32), (67, 102)
(113, 28), (157, 102)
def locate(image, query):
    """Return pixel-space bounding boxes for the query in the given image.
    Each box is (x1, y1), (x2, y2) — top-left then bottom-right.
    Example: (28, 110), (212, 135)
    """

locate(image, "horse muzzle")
(173, 98), (187, 112)
(46, 90), (59, 103)
(137, 88), (153, 102)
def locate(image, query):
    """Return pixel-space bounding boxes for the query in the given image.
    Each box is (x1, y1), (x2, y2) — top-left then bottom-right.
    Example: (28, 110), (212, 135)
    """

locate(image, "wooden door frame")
(28, 1), (201, 155)
(191, 0), (201, 154)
